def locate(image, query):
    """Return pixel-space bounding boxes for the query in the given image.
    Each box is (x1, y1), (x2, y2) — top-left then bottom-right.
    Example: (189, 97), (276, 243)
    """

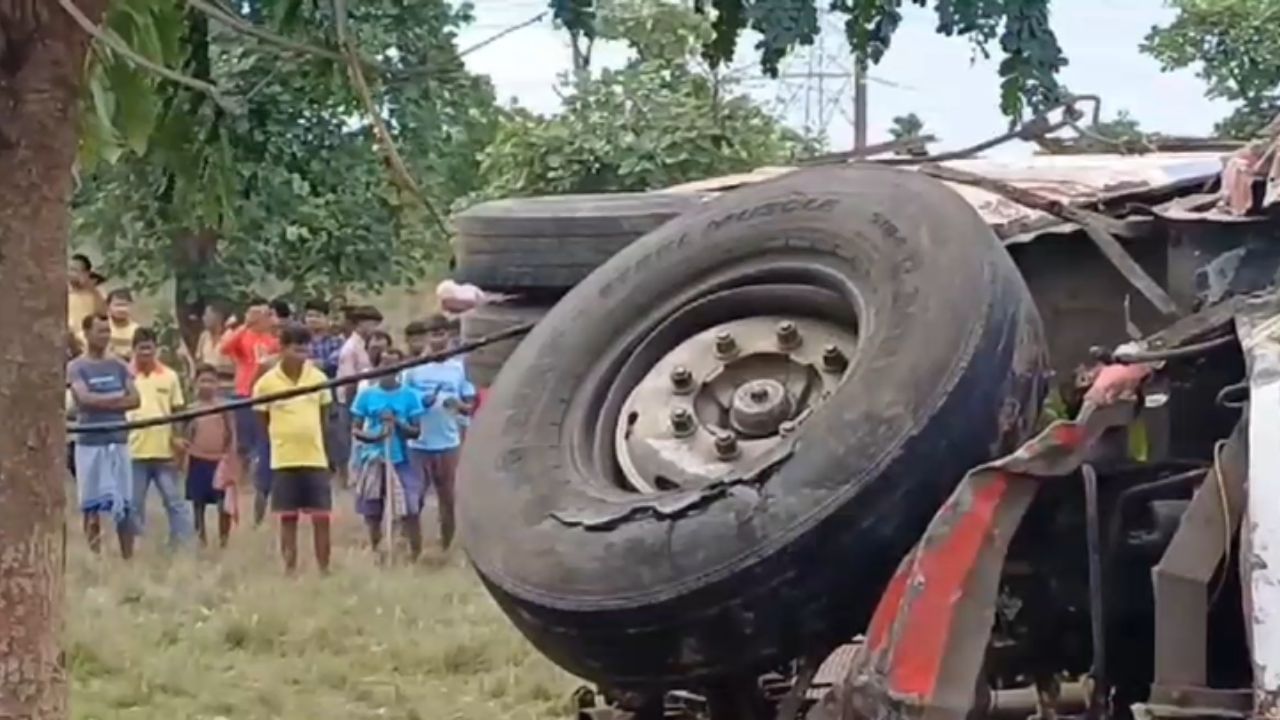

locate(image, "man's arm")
(66, 361), (114, 410)
(170, 374), (190, 450)
(219, 326), (245, 355)
(116, 371), (141, 411)
(396, 401), (422, 440)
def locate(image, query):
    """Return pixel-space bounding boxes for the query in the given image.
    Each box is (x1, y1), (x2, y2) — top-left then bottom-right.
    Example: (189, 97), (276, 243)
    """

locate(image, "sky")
(454, 0), (1232, 158)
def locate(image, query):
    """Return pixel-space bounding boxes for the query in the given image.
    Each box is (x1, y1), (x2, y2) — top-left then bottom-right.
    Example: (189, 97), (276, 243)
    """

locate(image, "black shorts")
(271, 467), (332, 516)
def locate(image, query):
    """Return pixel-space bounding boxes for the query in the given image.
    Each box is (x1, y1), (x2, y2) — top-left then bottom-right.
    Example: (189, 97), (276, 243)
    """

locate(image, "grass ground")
(67, 490), (580, 720)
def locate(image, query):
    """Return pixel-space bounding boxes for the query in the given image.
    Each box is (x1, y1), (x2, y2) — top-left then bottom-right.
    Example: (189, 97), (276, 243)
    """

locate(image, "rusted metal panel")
(810, 401), (1137, 720)
(1151, 422), (1247, 689)
(662, 154), (1225, 240)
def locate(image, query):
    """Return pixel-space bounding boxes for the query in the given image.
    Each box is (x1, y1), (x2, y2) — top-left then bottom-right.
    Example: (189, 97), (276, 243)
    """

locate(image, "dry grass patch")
(68, 496), (579, 720)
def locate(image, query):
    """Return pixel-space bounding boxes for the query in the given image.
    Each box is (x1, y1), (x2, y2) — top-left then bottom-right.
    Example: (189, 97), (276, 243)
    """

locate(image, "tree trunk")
(0, 1), (107, 717)
(173, 228), (219, 355)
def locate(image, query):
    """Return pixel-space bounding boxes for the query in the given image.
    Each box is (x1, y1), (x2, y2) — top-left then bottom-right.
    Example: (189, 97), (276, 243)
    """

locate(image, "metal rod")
(989, 682), (1088, 718)
(853, 56), (867, 156)
(1082, 464), (1108, 719)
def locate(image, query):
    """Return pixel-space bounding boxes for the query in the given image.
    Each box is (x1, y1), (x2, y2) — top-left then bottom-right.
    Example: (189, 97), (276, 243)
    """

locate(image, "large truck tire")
(452, 192), (706, 291)
(461, 303), (550, 387)
(457, 165), (1049, 689)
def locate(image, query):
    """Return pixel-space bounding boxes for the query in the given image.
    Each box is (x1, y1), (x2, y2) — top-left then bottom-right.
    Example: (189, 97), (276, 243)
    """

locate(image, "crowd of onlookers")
(65, 253), (479, 573)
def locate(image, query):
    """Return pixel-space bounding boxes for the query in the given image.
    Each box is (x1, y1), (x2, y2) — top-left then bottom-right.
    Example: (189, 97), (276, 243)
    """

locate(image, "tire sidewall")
(460, 166), (1010, 607)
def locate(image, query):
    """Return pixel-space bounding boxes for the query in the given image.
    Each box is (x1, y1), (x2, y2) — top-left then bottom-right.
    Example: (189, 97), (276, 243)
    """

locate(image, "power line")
(459, 11), (548, 58)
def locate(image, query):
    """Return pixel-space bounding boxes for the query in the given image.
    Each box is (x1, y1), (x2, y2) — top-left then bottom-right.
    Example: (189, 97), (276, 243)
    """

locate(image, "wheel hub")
(614, 315), (857, 493)
(730, 379), (792, 437)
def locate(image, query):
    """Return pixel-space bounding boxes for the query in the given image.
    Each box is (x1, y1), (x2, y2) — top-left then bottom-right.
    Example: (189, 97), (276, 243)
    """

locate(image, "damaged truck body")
(454, 119), (1280, 720)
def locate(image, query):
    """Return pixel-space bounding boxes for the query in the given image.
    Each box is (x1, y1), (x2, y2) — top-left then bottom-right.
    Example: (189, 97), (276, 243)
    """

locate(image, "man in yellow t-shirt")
(126, 327), (193, 546)
(106, 288), (141, 361)
(253, 323), (333, 574)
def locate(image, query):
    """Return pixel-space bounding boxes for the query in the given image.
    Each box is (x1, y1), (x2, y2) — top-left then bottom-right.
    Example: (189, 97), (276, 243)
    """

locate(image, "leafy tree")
(889, 112), (925, 142)
(0, 1), (495, 709)
(1143, 0), (1280, 137)
(72, 0), (500, 345)
(551, 0), (1067, 123)
(475, 0), (816, 199)
(887, 112), (931, 156)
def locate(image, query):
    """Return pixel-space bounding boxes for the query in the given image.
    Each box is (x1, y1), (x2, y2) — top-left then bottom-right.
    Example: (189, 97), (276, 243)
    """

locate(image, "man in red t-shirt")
(220, 297), (286, 524)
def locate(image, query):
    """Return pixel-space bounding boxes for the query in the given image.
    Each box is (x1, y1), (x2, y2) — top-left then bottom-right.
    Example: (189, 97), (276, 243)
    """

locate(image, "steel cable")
(68, 322), (535, 435)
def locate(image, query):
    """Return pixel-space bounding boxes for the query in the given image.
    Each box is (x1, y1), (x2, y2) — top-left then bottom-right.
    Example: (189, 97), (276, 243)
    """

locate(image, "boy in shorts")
(186, 364), (237, 547)
(351, 348), (426, 559)
(253, 323), (333, 573)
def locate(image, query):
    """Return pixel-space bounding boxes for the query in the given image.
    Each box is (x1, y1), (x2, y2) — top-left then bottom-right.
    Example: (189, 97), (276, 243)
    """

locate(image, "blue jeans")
(130, 459), (193, 546)
(233, 396), (273, 495)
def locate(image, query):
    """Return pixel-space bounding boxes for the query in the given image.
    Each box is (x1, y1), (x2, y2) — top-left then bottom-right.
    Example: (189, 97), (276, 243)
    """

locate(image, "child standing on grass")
(352, 348), (426, 560)
(253, 323), (333, 574)
(186, 364), (237, 547)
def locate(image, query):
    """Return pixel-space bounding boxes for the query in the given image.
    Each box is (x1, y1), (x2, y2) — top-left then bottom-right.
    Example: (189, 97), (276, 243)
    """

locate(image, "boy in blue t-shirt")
(351, 347), (426, 557)
(404, 314), (475, 550)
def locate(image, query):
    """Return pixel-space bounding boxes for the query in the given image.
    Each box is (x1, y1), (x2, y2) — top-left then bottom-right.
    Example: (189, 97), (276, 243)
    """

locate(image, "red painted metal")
(820, 400), (1138, 720)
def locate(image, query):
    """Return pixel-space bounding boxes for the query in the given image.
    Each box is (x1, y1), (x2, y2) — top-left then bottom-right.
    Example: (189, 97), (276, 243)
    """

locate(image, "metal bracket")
(1150, 423), (1247, 689)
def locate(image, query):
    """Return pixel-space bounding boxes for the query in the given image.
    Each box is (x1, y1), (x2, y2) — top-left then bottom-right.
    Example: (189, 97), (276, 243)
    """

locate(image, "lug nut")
(670, 407), (696, 437)
(822, 344), (849, 373)
(776, 321), (801, 349)
(749, 386), (770, 403)
(714, 331), (738, 358)
(714, 431), (740, 460)
(670, 365), (694, 393)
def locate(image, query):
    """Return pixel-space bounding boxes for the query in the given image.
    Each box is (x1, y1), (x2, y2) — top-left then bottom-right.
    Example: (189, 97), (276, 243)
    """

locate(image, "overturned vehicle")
(454, 119), (1280, 720)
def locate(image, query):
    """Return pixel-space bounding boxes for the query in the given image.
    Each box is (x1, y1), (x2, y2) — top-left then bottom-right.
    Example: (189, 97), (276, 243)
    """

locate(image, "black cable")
(68, 322), (535, 435)
(1109, 333), (1237, 365)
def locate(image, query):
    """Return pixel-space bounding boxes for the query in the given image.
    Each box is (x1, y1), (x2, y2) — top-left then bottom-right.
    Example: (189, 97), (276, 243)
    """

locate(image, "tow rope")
(67, 322), (534, 435)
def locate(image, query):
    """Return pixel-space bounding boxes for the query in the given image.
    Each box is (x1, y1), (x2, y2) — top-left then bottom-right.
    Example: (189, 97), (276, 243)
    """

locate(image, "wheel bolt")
(714, 331), (738, 358)
(670, 365), (694, 394)
(749, 386), (770, 403)
(776, 321), (801, 349)
(822, 344), (849, 373)
(670, 407), (696, 437)
(714, 431), (740, 460)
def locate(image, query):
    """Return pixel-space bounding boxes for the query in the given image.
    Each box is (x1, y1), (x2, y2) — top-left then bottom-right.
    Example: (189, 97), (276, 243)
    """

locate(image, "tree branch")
(330, 0), (448, 235)
(56, 0), (238, 112)
(188, 0), (363, 66)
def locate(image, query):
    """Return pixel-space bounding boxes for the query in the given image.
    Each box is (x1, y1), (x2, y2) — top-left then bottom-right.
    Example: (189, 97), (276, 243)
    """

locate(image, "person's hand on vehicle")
(1084, 363), (1154, 406)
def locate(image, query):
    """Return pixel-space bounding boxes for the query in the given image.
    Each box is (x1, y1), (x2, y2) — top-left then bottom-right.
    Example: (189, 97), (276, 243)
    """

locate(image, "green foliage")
(888, 113), (925, 141)
(1073, 110), (1158, 153)
(474, 1), (815, 200)
(554, 0), (1067, 123)
(1143, 0), (1280, 137)
(74, 0), (499, 304)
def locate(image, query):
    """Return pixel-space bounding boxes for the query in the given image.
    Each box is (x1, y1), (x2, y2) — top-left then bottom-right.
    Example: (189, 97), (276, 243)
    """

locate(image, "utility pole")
(853, 54), (868, 156)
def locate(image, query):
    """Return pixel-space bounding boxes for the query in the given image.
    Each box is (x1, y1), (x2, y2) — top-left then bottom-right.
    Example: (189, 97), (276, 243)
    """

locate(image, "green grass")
(67, 493), (580, 720)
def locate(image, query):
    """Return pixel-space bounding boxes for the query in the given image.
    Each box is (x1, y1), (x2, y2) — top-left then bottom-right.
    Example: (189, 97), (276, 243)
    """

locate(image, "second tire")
(452, 191), (707, 292)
